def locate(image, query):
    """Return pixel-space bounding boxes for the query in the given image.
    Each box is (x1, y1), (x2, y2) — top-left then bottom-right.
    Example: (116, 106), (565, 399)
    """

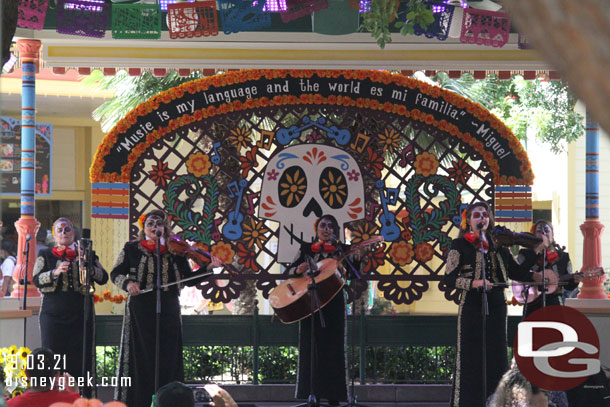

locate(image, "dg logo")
(514, 305), (601, 390)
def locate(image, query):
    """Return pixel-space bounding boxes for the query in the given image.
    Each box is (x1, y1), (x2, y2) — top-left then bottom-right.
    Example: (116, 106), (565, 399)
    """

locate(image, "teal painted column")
(11, 39), (41, 298)
(578, 115), (606, 299)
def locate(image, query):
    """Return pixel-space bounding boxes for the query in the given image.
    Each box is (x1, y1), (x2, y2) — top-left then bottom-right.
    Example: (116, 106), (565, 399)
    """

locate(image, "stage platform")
(97, 384), (451, 406)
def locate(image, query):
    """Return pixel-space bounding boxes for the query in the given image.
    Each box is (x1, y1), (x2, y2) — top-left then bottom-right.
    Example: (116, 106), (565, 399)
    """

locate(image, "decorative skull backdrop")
(260, 144), (365, 262)
(90, 70), (534, 306)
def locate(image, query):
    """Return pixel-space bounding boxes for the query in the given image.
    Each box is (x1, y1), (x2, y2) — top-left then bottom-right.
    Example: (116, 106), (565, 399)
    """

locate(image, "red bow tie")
(538, 250), (559, 265)
(311, 241), (336, 253)
(464, 233), (489, 250)
(53, 246), (77, 260)
(140, 240), (167, 254)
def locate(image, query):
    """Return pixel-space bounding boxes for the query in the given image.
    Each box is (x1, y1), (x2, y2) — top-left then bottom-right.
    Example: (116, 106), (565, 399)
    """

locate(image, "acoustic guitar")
(511, 266), (604, 304)
(269, 236), (383, 324)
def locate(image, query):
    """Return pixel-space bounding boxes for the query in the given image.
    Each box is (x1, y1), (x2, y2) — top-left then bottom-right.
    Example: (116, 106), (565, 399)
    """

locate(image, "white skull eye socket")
(319, 167), (348, 209)
(278, 166), (308, 208)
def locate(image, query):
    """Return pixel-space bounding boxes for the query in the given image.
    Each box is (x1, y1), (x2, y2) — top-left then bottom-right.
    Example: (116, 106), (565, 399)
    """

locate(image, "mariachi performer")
(111, 209), (220, 407)
(443, 202), (542, 407)
(32, 217), (108, 395)
(285, 214), (362, 406)
(517, 220), (582, 317)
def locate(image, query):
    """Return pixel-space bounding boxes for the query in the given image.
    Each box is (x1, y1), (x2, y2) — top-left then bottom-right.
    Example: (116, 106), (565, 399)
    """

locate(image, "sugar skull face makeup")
(469, 206), (489, 232)
(144, 215), (165, 240)
(53, 220), (75, 247)
(534, 222), (553, 241)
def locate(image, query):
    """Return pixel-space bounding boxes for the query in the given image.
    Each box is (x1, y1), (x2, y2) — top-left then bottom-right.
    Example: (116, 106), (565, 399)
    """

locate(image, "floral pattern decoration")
(279, 167), (307, 207)
(351, 222), (379, 244)
(239, 146), (259, 178)
(378, 128), (401, 155)
(241, 218), (270, 249)
(413, 152), (439, 177)
(389, 240), (414, 266)
(148, 159), (175, 187)
(236, 242), (259, 272)
(320, 171), (348, 207)
(229, 125), (252, 151)
(414, 242), (434, 263)
(186, 152), (212, 177)
(446, 159), (472, 185)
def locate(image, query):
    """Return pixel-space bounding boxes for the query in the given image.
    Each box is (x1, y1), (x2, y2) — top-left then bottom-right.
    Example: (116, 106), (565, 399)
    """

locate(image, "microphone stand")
(541, 245), (548, 308)
(478, 226), (488, 404)
(338, 246), (371, 407)
(522, 285), (531, 318)
(22, 236), (31, 347)
(154, 231), (163, 395)
(80, 238), (95, 398)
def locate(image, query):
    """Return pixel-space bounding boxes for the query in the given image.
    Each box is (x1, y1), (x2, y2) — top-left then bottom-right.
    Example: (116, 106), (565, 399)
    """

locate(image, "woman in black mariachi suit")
(285, 214), (362, 407)
(111, 209), (220, 407)
(443, 202), (541, 407)
(33, 217), (108, 388)
(517, 220), (581, 317)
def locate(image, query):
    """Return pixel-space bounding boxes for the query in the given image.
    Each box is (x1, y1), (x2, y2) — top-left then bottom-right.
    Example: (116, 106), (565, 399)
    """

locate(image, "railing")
(96, 312), (523, 384)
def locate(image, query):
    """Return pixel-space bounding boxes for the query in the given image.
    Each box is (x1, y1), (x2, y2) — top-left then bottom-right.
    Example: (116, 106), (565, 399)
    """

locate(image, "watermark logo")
(514, 305), (600, 390)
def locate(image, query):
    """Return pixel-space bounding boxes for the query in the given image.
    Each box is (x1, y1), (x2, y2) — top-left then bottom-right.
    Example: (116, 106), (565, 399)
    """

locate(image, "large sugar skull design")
(259, 144), (365, 262)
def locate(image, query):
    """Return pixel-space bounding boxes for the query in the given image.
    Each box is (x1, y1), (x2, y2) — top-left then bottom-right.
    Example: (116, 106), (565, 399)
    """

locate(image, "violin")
(167, 235), (240, 276)
(167, 236), (211, 268)
(493, 226), (542, 249)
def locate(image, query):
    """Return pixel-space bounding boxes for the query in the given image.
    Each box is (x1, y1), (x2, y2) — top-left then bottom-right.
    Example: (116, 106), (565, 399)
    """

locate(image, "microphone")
(155, 230), (162, 238)
(26, 234), (32, 241)
(81, 228), (91, 240)
(476, 222), (484, 230)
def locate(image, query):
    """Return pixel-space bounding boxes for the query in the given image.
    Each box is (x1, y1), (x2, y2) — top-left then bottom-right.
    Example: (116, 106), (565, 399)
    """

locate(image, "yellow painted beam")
(48, 46), (543, 63)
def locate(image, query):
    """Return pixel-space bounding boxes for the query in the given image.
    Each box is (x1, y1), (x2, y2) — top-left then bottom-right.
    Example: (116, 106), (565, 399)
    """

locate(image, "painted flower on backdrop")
(267, 169), (279, 181)
(446, 159), (472, 185)
(148, 159), (175, 187)
(241, 218), (271, 249)
(414, 152), (439, 177)
(389, 240), (414, 266)
(279, 166), (307, 207)
(239, 146), (259, 178)
(320, 171), (348, 207)
(229, 126), (252, 151)
(211, 241), (236, 264)
(236, 242), (259, 272)
(351, 223), (379, 244)
(364, 243), (386, 274)
(414, 242), (434, 263)
(378, 128), (401, 155)
(347, 169), (360, 182)
(186, 152), (212, 177)
(365, 146), (383, 178)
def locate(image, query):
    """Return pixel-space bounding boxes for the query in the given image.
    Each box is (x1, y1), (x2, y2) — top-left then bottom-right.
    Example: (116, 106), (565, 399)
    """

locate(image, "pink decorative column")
(11, 39), (42, 299)
(578, 116), (607, 299)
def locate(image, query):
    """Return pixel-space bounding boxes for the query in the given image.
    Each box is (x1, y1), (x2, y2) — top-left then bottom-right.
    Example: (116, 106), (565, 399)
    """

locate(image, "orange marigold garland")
(90, 69), (533, 185)
(94, 290), (127, 304)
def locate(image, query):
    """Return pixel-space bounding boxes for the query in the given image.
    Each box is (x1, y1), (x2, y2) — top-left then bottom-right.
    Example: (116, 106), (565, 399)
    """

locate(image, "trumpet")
(78, 230), (95, 294)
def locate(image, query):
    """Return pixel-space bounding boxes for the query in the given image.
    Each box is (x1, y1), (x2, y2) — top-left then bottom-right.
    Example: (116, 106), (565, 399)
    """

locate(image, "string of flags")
(17, 0), (514, 47)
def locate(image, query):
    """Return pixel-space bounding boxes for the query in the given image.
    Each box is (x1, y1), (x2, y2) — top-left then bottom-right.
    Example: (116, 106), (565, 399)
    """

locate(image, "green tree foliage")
(84, 69), (204, 133)
(434, 72), (584, 153)
(361, 0), (435, 49)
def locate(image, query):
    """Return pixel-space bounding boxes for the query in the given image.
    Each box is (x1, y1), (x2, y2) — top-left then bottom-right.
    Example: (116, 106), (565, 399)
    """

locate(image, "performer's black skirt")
(296, 291), (348, 402)
(451, 296), (508, 407)
(115, 291), (184, 407)
(39, 291), (94, 380)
